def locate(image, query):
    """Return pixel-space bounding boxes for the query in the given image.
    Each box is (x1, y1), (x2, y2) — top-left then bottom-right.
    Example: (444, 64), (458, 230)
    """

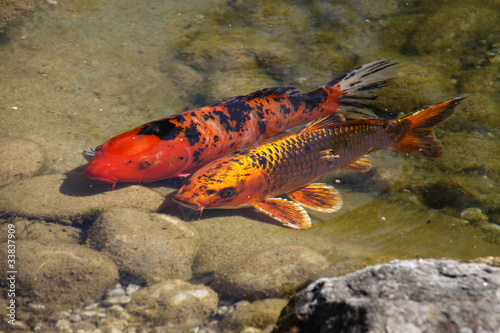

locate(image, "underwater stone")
(213, 245), (329, 299)
(219, 298), (289, 332)
(460, 207), (488, 226)
(127, 279), (218, 327)
(0, 137), (44, 187)
(273, 259), (500, 333)
(88, 208), (199, 284)
(410, 6), (498, 55)
(0, 174), (164, 223)
(3, 240), (118, 308)
(0, 218), (81, 244)
(209, 69), (278, 102)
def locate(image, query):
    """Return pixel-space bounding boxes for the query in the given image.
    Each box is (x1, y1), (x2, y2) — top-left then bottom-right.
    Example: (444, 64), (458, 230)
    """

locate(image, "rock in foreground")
(273, 259), (500, 333)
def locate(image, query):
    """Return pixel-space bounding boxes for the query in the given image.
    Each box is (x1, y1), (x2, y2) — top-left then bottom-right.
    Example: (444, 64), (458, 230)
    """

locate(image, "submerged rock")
(213, 245), (329, 299)
(88, 208), (199, 284)
(127, 279), (218, 327)
(219, 298), (288, 332)
(273, 259), (500, 333)
(0, 137), (44, 187)
(0, 174), (164, 223)
(1, 240), (118, 308)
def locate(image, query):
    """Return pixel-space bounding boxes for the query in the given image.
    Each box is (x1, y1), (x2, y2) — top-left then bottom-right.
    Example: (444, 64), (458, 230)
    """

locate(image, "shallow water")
(1, 0), (499, 330)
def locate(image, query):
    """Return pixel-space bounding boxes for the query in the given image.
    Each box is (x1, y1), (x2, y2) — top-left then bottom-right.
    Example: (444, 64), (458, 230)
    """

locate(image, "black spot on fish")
(192, 149), (202, 164)
(175, 115), (187, 124)
(185, 122), (201, 146)
(203, 114), (215, 121)
(138, 118), (181, 141)
(257, 155), (268, 169)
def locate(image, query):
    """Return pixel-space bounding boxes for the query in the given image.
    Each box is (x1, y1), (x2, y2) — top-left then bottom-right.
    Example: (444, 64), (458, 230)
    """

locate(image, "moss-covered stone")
(219, 298), (288, 332)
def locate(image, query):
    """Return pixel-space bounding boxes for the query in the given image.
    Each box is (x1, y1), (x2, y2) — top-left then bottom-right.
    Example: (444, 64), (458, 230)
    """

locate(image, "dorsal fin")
(300, 114), (346, 133)
(213, 87), (299, 106)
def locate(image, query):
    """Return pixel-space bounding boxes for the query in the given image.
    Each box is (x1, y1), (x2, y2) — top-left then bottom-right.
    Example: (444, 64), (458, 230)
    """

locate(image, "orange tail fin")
(390, 96), (467, 158)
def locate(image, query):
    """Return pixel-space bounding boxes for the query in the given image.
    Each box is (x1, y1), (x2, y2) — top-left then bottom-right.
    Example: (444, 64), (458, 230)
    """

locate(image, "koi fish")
(173, 96), (466, 229)
(83, 60), (399, 187)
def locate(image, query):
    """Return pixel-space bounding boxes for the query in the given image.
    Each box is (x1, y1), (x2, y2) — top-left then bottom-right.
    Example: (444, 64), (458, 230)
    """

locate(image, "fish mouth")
(82, 167), (119, 185)
(172, 196), (204, 212)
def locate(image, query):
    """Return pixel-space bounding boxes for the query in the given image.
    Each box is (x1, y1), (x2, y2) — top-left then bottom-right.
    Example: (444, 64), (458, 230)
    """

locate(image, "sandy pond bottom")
(0, 0), (499, 331)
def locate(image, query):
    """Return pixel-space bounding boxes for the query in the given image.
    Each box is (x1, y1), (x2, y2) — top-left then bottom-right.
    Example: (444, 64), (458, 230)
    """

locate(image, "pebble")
(460, 207), (489, 225)
(88, 208), (199, 284)
(0, 137), (44, 187)
(213, 245), (329, 299)
(103, 295), (132, 306)
(55, 319), (72, 331)
(126, 284), (141, 295)
(219, 298), (288, 331)
(127, 279), (219, 327)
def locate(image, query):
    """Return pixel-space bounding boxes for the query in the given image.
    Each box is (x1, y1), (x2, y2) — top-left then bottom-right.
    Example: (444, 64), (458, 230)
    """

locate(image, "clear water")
(1, 0), (499, 329)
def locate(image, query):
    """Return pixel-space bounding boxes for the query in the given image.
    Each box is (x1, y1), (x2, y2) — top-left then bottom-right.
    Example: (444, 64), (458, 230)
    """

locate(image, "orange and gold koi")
(83, 60), (399, 188)
(174, 96), (466, 229)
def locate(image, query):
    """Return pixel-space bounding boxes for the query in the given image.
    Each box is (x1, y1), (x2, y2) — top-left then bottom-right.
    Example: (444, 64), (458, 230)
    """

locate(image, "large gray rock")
(273, 259), (500, 333)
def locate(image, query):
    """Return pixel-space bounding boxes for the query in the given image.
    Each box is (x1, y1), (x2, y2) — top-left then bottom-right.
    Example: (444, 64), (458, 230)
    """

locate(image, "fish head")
(83, 129), (192, 184)
(174, 157), (270, 210)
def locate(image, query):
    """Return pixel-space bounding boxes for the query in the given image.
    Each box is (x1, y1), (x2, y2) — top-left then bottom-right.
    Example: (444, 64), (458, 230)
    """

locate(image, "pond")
(0, 0), (499, 331)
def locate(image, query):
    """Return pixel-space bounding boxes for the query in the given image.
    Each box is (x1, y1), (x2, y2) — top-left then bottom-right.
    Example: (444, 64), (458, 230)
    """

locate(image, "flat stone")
(88, 208), (199, 284)
(273, 259), (500, 333)
(0, 174), (164, 223)
(213, 245), (329, 299)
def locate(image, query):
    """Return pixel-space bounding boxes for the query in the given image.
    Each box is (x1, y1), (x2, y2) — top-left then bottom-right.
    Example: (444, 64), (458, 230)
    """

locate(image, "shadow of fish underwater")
(83, 60), (399, 189)
(174, 96), (467, 229)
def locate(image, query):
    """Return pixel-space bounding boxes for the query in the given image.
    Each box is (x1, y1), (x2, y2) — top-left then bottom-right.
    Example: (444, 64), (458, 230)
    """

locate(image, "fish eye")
(220, 187), (236, 198)
(206, 189), (216, 195)
(140, 160), (154, 168)
(94, 145), (103, 156)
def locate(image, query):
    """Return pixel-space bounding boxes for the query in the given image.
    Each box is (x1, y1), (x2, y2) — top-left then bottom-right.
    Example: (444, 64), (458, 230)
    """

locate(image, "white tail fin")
(326, 59), (399, 119)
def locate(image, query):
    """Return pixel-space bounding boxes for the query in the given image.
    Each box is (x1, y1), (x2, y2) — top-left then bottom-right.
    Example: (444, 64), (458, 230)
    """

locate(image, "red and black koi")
(83, 60), (399, 187)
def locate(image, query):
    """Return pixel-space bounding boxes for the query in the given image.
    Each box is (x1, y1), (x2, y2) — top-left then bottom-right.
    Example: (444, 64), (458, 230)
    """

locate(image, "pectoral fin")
(288, 183), (343, 213)
(252, 198), (311, 229)
(339, 155), (372, 172)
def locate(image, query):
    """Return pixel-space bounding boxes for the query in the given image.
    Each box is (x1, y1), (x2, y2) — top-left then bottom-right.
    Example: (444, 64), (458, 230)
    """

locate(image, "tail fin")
(390, 96), (467, 158)
(325, 59), (400, 119)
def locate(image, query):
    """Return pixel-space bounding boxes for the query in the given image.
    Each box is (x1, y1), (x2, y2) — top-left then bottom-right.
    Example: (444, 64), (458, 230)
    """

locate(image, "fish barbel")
(83, 60), (399, 188)
(174, 96), (466, 229)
